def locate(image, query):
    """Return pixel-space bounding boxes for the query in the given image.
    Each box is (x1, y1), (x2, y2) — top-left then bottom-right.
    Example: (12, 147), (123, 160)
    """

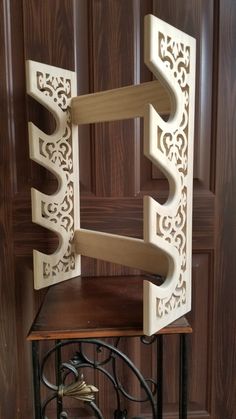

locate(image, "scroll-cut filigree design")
(26, 61), (80, 289)
(143, 15), (195, 334)
(156, 33), (191, 317)
(36, 73), (72, 110)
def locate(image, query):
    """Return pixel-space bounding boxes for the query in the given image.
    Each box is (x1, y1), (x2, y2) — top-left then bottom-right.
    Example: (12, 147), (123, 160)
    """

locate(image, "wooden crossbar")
(74, 228), (169, 276)
(71, 80), (170, 125)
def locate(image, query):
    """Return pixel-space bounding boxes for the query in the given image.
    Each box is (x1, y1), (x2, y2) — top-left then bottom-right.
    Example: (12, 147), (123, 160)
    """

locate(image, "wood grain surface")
(0, 0), (235, 418)
(213, 1), (236, 417)
(0, 1), (18, 417)
(28, 276), (192, 340)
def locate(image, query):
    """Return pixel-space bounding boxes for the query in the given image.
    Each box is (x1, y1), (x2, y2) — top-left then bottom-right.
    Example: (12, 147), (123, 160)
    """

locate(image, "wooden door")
(1, 0), (235, 418)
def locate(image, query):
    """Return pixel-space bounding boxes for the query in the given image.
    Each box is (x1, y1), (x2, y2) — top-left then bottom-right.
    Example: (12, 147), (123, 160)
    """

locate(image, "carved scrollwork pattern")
(38, 72), (75, 279)
(143, 16), (195, 334)
(26, 61), (80, 289)
(156, 33), (191, 317)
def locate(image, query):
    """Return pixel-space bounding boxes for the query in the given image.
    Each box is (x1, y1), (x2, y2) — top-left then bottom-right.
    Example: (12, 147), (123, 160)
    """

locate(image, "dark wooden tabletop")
(28, 275), (192, 340)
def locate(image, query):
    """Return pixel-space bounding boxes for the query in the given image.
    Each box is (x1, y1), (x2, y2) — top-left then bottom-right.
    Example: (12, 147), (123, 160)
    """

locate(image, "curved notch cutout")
(26, 60), (81, 289)
(143, 15), (196, 334)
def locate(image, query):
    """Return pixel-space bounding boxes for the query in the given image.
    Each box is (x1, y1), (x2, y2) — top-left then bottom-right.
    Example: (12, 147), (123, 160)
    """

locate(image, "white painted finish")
(26, 60), (81, 289)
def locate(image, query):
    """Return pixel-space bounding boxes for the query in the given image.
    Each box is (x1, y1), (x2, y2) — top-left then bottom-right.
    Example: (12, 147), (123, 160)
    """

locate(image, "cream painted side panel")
(26, 60), (80, 289)
(143, 15), (196, 334)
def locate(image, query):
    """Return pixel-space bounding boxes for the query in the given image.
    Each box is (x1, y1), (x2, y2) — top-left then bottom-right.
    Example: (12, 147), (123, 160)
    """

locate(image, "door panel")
(213, 1), (236, 417)
(0, 0), (235, 418)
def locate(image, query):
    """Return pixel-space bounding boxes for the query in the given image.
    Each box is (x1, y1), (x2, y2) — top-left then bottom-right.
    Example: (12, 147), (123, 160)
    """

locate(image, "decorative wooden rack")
(26, 14), (196, 336)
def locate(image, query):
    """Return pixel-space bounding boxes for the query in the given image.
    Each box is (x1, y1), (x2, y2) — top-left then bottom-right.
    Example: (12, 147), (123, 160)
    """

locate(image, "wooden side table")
(28, 275), (192, 419)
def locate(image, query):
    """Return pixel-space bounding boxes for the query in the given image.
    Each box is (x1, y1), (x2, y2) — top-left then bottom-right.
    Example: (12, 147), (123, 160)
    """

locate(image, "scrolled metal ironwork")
(111, 350), (157, 404)
(39, 338), (157, 418)
(75, 337), (120, 367)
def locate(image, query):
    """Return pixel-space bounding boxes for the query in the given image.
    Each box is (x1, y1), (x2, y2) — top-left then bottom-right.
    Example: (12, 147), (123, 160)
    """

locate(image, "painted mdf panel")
(142, 15), (196, 334)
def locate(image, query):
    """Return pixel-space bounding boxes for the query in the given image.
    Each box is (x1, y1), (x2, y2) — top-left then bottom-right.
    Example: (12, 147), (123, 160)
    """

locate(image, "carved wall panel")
(26, 61), (81, 289)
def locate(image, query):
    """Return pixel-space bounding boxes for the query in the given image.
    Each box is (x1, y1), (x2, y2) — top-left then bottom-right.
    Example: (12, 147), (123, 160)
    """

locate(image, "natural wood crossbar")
(74, 229), (169, 276)
(71, 80), (170, 125)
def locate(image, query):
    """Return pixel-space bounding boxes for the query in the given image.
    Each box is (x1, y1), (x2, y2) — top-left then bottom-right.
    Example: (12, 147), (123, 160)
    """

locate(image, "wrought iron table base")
(32, 334), (188, 419)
